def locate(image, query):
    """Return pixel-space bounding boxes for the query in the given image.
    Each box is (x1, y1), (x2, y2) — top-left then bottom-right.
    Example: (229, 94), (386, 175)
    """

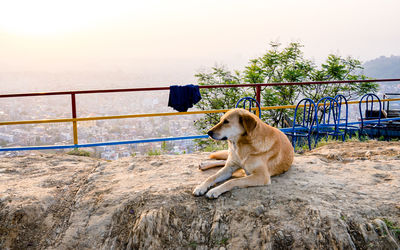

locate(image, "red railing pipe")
(1, 79), (399, 99)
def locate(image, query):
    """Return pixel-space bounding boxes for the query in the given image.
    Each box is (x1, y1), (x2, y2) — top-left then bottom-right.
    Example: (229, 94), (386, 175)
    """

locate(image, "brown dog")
(193, 108), (294, 198)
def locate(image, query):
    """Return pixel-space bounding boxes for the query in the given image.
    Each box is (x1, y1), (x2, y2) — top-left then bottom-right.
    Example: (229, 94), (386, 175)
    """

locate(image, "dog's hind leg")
(199, 160), (226, 171)
(205, 173), (270, 199)
(209, 150), (229, 160)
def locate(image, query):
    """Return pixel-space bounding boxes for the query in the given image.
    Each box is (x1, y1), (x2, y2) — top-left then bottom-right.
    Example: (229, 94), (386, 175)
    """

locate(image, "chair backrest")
(359, 93), (382, 125)
(235, 97), (261, 118)
(334, 94), (348, 126)
(292, 98), (316, 131)
(315, 97), (340, 130)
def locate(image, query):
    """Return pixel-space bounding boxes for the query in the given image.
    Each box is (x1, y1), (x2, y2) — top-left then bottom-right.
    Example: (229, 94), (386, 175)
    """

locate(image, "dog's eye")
(223, 120), (229, 124)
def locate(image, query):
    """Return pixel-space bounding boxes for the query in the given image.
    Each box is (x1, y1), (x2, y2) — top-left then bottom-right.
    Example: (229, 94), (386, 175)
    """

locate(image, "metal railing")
(1, 78), (400, 152)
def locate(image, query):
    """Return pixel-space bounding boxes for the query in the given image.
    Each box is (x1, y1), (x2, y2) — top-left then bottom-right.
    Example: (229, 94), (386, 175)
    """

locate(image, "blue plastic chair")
(235, 97), (261, 118)
(315, 97), (344, 142)
(284, 98), (316, 150)
(334, 94), (359, 138)
(359, 93), (387, 139)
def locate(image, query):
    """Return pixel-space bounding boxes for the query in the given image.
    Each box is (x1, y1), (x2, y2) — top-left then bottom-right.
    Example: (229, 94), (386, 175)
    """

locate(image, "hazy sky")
(1, 0), (399, 82)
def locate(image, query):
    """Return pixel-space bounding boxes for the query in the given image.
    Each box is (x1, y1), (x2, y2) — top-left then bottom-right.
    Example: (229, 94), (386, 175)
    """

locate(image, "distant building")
(101, 151), (119, 160)
(0, 133), (14, 143)
(119, 151), (130, 158)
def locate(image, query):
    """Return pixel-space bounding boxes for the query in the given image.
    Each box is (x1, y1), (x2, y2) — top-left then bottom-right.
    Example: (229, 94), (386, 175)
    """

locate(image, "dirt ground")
(1, 140), (400, 249)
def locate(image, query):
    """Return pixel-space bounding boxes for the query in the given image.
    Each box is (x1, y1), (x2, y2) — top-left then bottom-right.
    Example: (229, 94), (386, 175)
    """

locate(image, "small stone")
(276, 230), (284, 239)
(178, 231), (183, 240)
(128, 164), (136, 171)
(150, 161), (162, 167)
(255, 205), (265, 216)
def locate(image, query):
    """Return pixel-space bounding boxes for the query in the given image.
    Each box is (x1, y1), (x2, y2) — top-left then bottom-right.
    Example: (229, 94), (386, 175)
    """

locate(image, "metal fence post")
(256, 85), (261, 117)
(71, 94), (78, 146)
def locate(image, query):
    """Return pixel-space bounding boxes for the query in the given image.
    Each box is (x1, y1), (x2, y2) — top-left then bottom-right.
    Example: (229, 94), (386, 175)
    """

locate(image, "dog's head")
(207, 108), (257, 141)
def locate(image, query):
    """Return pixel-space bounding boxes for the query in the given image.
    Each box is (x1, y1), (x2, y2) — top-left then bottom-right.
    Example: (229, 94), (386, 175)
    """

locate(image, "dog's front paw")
(198, 162), (208, 170)
(193, 184), (209, 196)
(205, 187), (223, 199)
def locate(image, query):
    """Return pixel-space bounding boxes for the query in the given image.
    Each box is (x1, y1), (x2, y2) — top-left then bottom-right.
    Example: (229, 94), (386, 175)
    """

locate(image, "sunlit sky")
(0, 0), (399, 81)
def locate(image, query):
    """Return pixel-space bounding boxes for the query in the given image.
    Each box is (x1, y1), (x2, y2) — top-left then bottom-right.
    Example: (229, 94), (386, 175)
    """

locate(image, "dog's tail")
(209, 150), (228, 160)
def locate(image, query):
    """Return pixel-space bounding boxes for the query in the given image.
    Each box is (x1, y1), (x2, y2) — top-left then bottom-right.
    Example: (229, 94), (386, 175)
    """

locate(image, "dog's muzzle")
(207, 131), (227, 140)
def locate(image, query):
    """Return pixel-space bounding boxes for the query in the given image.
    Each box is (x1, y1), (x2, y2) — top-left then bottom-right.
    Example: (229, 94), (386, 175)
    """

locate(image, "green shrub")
(147, 148), (161, 156)
(67, 148), (90, 157)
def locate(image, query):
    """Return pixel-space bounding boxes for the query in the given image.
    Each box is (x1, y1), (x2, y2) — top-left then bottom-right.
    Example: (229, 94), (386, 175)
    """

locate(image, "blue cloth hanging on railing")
(168, 84), (202, 112)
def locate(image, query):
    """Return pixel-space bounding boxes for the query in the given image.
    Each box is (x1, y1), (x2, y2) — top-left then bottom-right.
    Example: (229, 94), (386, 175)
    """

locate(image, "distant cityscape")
(0, 90), (205, 160)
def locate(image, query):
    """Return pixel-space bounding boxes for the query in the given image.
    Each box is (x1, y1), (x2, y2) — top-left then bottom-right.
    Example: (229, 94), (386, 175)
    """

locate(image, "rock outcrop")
(1, 141), (400, 249)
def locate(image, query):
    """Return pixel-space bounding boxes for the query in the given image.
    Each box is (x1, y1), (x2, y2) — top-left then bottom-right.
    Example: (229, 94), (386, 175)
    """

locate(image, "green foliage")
(195, 65), (251, 133)
(344, 133), (360, 142)
(194, 65), (251, 148)
(382, 218), (400, 238)
(161, 141), (173, 152)
(315, 136), (339, 148)
(244, 42), (314, 126)
(193, 137), (227, 152)
(244, 42), (378, 126)
(217, 237), (229, 245)
(147, 148), (161, 156)
(67, 148), (91, 157)
(296, 132), (363, 153)
(194, 42), (379, 135)
(0, 139), (7, 147)
(188, 241), (198, 248)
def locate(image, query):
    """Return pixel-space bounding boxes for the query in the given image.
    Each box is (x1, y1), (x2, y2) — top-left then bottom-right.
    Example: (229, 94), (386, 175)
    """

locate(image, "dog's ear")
(239, 113), (257, 135)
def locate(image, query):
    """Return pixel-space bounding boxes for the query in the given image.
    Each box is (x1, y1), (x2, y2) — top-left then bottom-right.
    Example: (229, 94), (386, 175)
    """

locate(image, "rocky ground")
(1, 141), (400, 249)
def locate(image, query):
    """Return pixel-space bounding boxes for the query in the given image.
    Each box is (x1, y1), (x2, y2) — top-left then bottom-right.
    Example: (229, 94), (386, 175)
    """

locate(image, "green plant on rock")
(67, 148), (90, 157)
(382, 218), (400, 239)
(147, 148), (161, 156)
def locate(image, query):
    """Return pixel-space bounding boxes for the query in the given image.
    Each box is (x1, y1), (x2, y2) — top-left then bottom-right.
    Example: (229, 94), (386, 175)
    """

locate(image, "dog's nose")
(207, 131), (214, 137)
